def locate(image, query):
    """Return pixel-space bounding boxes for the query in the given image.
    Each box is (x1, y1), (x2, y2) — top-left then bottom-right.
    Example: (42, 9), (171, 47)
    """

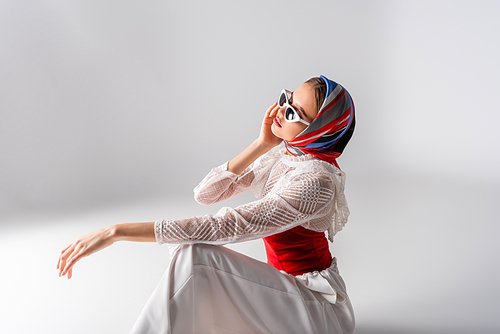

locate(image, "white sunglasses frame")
(277, 89), (310, 126)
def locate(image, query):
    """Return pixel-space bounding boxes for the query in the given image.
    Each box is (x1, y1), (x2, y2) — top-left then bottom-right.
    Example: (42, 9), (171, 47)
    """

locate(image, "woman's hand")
(57, 222), (155, 279)
(57, 227), (116, 279)
(227, 103), (282, 174)
(258, 102), (282, 149)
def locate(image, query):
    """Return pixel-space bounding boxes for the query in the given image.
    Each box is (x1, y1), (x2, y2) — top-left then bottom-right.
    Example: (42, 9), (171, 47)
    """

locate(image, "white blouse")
(155, 144), (350, 245)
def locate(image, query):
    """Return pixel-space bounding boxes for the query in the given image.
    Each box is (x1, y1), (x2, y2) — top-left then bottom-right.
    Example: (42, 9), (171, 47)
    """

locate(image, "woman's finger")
(61, 244), (71, 254)
(271, 104), (279, 117)
(63, 244), (85, 275)
(58, 250), (69, 276)
(63, 239), (97, 276)
(62, 250), (82, 276)
(57, 244), (72, 269)
(58, 242), (78, 276)
(57, 248), (68, 270)
(265, 102), (278, 117)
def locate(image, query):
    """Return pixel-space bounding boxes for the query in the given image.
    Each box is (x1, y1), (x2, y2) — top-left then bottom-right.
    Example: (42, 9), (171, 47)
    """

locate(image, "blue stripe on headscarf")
(320, 75), (337, 97)
(305, 141), (334, 149)
(305, 136), (342, 149)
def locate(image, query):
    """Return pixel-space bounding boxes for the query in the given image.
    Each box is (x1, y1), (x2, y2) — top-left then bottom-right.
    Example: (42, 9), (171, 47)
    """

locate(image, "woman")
(57, 75), (356, 334)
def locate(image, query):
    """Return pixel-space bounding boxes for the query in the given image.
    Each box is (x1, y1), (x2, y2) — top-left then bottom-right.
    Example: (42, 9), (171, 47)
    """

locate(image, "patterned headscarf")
(284, 75), (355, 169)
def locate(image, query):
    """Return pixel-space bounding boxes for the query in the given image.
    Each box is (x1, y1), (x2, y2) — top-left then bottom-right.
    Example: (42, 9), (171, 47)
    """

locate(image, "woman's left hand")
(57, 227), (116, 279)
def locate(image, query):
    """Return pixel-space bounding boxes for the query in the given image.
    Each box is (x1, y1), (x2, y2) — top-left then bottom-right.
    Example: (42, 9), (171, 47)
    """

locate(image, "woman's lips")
(273, 117), (282, 128)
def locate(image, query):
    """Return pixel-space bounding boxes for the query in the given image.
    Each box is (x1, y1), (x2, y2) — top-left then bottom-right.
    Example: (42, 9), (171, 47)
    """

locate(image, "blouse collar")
(279, 147), (319, 166)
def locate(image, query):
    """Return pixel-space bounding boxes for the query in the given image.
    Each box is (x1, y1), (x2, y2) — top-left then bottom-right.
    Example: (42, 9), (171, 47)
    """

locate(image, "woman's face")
(271, 83), (318, 141)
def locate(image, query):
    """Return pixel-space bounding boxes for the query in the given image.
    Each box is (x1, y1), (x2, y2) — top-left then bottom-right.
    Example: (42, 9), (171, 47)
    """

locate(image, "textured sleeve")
(155, 172), (335, 245)
(193, 145), (283, 205)
(193, 162), (255, 205)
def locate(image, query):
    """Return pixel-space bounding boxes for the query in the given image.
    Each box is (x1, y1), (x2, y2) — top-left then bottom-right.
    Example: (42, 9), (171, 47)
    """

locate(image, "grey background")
(1, 1), (499, 333)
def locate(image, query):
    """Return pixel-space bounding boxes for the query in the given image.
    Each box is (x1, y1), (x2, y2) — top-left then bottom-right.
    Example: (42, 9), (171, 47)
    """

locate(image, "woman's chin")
(271, 125), (277, 134)
(271, 126), (282, 139)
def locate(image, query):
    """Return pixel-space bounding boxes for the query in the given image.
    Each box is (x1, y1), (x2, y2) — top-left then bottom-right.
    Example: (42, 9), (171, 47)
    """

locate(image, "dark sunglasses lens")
(278, 92), (286, 107)
(285, 108), (296, 121)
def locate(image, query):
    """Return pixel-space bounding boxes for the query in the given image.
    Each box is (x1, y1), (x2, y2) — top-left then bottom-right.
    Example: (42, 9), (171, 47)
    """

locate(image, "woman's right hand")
(57, 227), (116, 279)
(258, 102), (282, 148)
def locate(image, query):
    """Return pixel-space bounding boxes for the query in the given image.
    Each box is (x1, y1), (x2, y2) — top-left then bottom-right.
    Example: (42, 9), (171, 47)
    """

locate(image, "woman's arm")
(58, 104), (282, 279)
(156, 172), (335, 245)
(227, 103), (282, 174)
(57, 222), (155, 279)
(193, 103), (282, 204)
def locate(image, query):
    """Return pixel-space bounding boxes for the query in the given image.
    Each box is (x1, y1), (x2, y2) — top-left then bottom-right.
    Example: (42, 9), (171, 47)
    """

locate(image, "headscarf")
(284, 75), (355, 169)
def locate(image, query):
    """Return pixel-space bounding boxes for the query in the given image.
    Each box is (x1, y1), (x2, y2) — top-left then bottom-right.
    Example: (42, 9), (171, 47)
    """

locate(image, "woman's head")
(271, 82), (319, 141)
(271, 77), (330, 141)
(277, 75), (356, 168)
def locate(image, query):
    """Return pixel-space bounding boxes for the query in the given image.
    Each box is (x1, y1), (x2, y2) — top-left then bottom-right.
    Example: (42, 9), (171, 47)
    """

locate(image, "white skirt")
(130, 244), (355, 334)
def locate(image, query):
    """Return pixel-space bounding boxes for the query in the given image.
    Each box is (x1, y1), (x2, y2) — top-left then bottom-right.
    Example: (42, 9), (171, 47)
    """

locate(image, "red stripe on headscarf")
(289, 108), (351, 146)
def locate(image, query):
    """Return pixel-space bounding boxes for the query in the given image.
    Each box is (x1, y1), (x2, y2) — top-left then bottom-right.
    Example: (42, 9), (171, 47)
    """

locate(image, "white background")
(1, 1), (499, 333)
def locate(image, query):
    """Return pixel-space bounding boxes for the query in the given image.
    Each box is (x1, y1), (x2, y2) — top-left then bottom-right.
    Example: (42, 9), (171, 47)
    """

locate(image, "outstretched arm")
(58, 104), (282, 279)
(57, 222), (155, 279)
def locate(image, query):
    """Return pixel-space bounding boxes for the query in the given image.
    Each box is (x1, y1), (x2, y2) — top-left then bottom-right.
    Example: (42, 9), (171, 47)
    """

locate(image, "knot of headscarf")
(284, 75), (355, 169)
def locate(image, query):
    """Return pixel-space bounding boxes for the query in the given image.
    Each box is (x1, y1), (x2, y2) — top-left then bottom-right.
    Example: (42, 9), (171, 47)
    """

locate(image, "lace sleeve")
(155, 172), (335, 245)
(193, 162), (255, 205)
(193, 145), (283, 205)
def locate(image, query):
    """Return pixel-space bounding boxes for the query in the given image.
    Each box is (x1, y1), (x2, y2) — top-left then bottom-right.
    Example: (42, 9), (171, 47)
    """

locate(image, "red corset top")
(263, 225), (332, 276)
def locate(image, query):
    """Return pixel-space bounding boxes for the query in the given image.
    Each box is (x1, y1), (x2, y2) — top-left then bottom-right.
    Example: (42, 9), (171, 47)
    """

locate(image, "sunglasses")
(277, 89), (310, 126)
